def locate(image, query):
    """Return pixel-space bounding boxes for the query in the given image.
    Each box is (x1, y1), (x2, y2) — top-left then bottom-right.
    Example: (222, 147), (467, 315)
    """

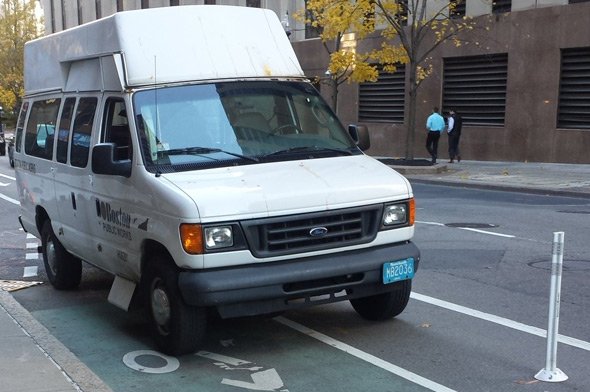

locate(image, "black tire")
(144, 254), (206, 356)
(41, 221), (82, 290)
(350, 279), (412, 321)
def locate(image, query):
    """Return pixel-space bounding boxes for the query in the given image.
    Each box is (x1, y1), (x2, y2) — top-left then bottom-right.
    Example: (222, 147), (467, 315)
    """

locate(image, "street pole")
(534, 231), (568, 382)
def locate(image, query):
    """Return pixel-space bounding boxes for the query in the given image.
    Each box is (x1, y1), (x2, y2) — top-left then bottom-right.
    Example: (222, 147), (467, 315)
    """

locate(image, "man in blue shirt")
(425, 107), (445, 164)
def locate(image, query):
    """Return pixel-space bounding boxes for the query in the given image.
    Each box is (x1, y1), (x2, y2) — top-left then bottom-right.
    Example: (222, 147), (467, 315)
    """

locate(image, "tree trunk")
(405, 64), (418, 160)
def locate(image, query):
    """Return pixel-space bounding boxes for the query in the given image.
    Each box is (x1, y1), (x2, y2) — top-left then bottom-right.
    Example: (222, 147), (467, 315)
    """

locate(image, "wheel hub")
(151, 286), (171, 329)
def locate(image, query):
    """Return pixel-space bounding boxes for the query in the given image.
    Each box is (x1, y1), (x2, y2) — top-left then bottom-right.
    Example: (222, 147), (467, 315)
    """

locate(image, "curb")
(0, 290), (113, 392)
(406, 177), (590, 199)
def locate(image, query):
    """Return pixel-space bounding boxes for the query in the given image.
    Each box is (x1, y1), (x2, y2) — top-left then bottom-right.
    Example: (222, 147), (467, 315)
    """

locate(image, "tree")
(301, 0), (474, 160)
(298, 0), (379, 111)
(0, 0), (42, 114)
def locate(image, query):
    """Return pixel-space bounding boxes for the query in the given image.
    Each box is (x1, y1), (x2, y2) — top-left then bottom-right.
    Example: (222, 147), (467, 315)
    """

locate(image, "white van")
(14, 5), (420, 355)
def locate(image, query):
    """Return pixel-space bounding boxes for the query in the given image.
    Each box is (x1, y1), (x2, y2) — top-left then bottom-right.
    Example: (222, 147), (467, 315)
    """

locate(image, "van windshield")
(132, 81), (359, 172)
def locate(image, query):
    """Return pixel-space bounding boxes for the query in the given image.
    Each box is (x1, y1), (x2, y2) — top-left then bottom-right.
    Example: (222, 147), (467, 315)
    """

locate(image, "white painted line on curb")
(0, 192), (19, 205)
(275, 316), (457, 392)
(26, 242), (38, 249)
(411, 292), (590, 352)
(25, 253), (38, 260)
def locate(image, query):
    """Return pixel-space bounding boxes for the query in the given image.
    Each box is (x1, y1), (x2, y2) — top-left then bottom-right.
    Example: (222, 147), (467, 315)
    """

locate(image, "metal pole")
(535, 232), (568, 382)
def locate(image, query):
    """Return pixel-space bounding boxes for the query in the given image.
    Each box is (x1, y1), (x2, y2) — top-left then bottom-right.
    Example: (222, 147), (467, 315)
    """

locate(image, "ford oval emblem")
(309, 227), (329, 237)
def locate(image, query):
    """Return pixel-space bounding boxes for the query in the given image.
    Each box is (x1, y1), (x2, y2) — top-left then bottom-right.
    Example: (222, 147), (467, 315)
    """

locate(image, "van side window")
(103, 98), (131, 161)
(24, 98), (61, 160)
(15, 101), (29, 153)
(70, 97), (98, 168)
(56, 98), (76, 164)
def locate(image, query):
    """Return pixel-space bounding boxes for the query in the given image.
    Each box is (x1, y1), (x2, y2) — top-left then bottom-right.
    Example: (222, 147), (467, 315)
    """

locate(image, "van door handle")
(71, 192), (77, 210)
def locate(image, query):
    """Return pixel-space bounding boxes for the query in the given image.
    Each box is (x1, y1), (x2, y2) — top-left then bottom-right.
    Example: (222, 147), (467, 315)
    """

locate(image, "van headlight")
(180, 223), (246, 254)
(381, 199), (415, 228)
(204, 226), (234, 249)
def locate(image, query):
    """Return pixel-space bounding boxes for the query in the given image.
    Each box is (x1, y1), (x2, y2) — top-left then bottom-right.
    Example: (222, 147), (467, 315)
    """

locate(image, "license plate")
(383, 258), (415, 284)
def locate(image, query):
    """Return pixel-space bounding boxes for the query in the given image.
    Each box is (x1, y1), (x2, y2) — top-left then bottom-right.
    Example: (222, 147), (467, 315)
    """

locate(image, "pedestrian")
(447, 109), (462, 163)
(425, 107), (445, 164)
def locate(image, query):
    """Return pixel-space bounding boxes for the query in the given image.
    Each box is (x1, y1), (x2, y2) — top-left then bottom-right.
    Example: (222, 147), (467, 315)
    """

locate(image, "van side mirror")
(348, 124), (370, 151)
(92, 143), (132, 178)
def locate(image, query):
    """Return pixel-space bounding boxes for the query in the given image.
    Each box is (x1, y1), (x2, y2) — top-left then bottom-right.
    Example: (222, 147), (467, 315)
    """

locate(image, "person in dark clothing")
(447, 109), (462, 163)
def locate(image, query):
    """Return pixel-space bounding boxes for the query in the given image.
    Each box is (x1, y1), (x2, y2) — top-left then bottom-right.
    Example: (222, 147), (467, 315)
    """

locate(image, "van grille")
(242, 205), (382, 257)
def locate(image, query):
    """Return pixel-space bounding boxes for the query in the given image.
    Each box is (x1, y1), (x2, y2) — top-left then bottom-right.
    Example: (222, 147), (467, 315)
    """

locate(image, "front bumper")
(178, 241), (420, 318)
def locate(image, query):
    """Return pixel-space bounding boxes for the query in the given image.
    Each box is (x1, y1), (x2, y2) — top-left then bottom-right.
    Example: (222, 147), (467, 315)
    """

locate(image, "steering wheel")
(270, 123), (304, 135)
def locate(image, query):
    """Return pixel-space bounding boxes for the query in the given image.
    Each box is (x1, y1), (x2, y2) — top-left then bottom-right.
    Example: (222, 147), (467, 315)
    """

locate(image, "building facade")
(38, 0), (590, 163)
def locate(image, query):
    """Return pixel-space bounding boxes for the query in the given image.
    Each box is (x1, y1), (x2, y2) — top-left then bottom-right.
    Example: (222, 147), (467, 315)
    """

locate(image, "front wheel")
(144, 255), (206, 356)
(41, 221), (82, 290)
(350, 279), (412, 321)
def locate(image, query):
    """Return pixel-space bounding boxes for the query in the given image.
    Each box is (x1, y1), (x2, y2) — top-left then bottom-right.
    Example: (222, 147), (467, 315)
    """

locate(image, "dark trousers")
(448, 132), (461, 160)
(426, 131), (441, 162)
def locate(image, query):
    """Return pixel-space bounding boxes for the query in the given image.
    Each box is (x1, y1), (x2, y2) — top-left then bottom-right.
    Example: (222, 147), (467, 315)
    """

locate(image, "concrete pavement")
(0, 159), (588, 392)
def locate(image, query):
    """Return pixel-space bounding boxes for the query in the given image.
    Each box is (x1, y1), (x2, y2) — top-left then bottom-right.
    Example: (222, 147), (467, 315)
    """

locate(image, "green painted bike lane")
(32, 302), (434, 392)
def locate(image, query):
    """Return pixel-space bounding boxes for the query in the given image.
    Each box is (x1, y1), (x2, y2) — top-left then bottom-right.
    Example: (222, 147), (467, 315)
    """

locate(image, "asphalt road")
(1, 154), (589, 392)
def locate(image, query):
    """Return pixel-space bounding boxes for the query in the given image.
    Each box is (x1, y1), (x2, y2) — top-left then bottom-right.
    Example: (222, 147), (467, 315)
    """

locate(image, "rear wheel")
(41, 221), (82, 290)
(350, 279), (412, 321)
(144, 254), (206, 356)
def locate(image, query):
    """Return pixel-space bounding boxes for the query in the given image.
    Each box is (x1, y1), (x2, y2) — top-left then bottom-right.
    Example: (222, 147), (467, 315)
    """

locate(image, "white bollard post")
(534, 231), (568, 382)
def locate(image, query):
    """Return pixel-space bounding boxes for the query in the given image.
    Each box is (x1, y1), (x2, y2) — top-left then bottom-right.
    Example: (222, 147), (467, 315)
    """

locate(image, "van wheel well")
(35, 207), (50, 235)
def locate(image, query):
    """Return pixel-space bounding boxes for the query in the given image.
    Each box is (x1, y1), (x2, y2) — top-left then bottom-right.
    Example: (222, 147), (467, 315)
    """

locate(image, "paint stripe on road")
(0, 173), (16, 180)
(416, 220), (515, 238)
(411, 292), (590, 352)
(0, 192), (19, 205)
(275, 316), (457, 392)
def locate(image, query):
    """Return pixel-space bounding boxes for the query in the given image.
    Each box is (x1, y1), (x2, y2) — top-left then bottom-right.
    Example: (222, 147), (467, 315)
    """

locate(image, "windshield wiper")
(160, 147), (259, 163)
(262, 146), (354, 158)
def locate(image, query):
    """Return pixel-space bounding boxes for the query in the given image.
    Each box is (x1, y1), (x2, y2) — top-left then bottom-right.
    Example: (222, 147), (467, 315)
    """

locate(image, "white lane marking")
(275, 316), (457, 392)
(0, 173), (15, 180)
(26, 233), (36, 239)
(0, 192), (19, 205)
(0, 181), (10, 187)
(416, 220), (445, 226)
(23, 266), (38, 278)
(196, 351), (251, 366)
(26, 242), (37, 249)
(25, 253), (38, 260)
(411, 292), (590, 352)
(457, 227), (515, 238)
(416, 220), (515, 238)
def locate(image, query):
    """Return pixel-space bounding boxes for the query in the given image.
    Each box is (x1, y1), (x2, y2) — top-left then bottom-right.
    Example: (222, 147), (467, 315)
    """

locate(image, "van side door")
(89, 96), (141, 280)
(52, 96), (100, 261)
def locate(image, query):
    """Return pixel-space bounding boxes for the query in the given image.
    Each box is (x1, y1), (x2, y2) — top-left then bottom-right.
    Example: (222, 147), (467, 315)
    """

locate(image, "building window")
(443, 54), (508, 126)
(117, 0), (123, 12)
(569, 0), (590, 4)
(558, 47), (590, 129)
(450, 0), (466, 18)
(492, 0), (511, 13)
(141, 0), (149, 9)
(204, 0), (215, 4)
(358, 64), (406, 123)
(246, 0), (260, 7)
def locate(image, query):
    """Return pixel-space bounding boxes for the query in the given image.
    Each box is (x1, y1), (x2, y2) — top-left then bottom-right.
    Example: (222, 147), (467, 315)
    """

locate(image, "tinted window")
(24, 98), (61, 160)
(102, 98), (132, 161)
(70, 98), (97, 168)
(56, 98), (76, 163)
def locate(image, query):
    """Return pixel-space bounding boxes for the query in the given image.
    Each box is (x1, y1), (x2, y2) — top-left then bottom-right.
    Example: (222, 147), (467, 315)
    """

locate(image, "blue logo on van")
(309, 227), (328, 237)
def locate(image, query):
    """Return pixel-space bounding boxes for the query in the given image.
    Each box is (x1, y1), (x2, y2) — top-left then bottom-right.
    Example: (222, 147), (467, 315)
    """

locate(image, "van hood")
(161, 155), (412, 221)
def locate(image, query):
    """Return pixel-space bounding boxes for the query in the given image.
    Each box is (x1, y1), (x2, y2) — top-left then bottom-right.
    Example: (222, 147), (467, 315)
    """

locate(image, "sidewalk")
(395, 159), (590, 198)
(0, 287), (113, 391)
(0, 159), (589, 392)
